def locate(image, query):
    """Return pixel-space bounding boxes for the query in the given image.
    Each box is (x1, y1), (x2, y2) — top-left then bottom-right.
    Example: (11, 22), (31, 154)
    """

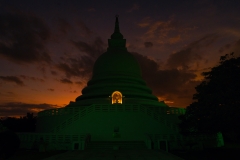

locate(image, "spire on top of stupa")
(108, 15), (126, 50)
(114, 15), (120, 32)
(110, 15), (123, 39)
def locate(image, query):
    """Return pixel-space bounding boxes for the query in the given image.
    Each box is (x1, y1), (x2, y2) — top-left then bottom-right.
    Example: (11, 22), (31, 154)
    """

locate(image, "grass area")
(170, 142), (240, 160)
(8, 149), (67, 160)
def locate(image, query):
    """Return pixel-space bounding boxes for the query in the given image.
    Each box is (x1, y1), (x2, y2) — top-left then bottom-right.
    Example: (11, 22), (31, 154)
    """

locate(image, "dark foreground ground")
(7, 143), (240, 160)
(170, 142), (240, 160)
(8, 150), (67, 160)
(170, 148), (239, 160)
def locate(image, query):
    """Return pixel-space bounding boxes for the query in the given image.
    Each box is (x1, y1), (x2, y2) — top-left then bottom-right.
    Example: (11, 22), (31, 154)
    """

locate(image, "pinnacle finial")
(110, 15), (123, 40)
(114, 14), (120, 33)
(108, 15), (126, 50)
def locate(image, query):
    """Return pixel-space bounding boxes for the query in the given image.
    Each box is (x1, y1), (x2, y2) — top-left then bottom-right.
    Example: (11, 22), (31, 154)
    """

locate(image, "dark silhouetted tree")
(0, 122), (20, 159)
(1, 112), (37, 132)
(179, 53), (240, 139)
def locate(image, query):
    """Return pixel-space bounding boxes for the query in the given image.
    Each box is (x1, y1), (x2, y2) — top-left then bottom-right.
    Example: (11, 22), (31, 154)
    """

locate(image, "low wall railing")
(51, 105), (95, 133)
(50, 104), (182, 134)
(38, 105), (185, 118)
(17, 133), (91, 150)
(38, 106), (87, 117)
(152, 132), (224, 150)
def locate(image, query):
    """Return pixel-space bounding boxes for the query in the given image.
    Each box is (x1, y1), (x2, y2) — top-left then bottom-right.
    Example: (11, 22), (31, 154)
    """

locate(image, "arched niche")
(111, 91), (122, 104)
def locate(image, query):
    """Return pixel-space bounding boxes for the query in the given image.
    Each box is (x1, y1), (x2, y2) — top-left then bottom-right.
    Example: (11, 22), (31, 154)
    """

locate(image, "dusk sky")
(0, 0), (240, 117)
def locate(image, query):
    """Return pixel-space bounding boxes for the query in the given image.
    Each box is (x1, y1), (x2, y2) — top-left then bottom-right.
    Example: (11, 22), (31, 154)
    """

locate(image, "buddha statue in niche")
(111, 91), (122, 104)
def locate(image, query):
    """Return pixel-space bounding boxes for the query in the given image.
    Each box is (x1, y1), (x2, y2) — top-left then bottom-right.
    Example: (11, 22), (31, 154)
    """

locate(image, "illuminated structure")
(111, 91), (123, 104)
(17, 16), (223, 151)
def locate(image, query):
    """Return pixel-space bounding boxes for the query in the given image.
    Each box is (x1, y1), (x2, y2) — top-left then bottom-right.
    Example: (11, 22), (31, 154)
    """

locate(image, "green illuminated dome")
(92, 49), (141, 78)
(75, 16), (167, 107)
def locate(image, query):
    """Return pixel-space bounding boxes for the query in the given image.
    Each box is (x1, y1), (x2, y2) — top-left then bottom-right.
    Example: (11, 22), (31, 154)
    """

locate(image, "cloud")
(19, 75), (44, 82)
(0, 91), (16, 97)
(219, 43), (231, 53)
(0, 10), (51, 64)
(144, 42), (153, 48)
(56, 17), (92, 36)
(57, 63), (79, 78)
(132, 52), (198, 107)
(169, 35), (181, 44)
(47, 88), (54, 91)
(127, 4), (140, 13)
(75, 81), (82, 85)
(138, 17), (151, 28)
(60, 78), (73, 84)
(219, 39), (240, 57)
(57, 18), (72, 34)
(51, 71), (58, 75)
(0, 76), (24, 86)
(76, 20), (93, 36)
(232, 39), (240, 56)
(56, 37), (105, 78)
(0, 75), (44, 86)
(138, 17), (197, 45)
(71, 37), (104, 57)
(138, 17), (177, 44)
(0, 102), (59, 117)
(87, 8), (96, 12)
(166, 33), (219, 70)
(144, 18), (175, 40)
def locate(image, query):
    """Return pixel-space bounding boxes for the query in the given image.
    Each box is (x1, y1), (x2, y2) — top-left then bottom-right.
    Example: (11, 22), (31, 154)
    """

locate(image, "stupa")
(17, 16), (196, 151)
(75, 15), (166, 107)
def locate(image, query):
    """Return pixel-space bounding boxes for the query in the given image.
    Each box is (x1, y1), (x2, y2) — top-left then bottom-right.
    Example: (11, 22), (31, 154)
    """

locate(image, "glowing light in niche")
(111, 91), (122, 104)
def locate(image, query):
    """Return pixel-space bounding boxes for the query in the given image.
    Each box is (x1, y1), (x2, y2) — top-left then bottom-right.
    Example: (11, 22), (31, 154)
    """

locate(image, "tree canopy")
(179, 53), (240, 137)
(0, 113), (37, 132)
